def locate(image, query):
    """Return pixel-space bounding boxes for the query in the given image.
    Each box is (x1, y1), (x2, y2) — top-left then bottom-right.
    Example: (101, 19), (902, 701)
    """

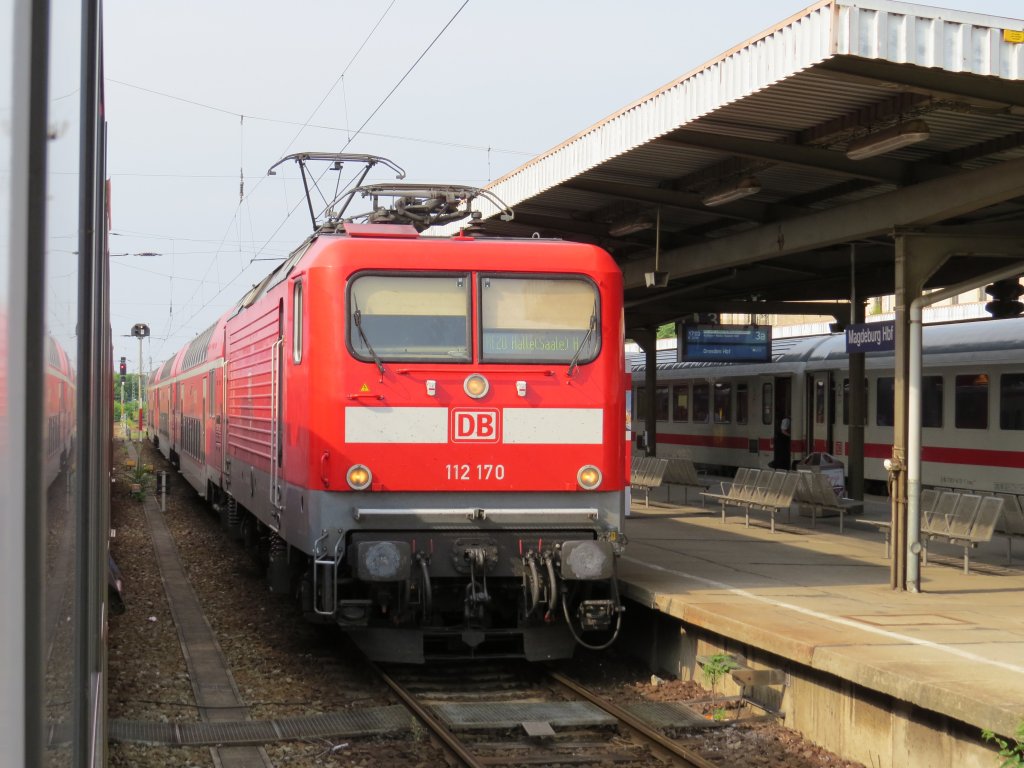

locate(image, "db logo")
(450, 408), (501, 443)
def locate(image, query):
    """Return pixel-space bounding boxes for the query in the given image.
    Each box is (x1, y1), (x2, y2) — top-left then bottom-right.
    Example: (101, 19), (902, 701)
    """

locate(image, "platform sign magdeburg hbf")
(845, 321), (895, 353)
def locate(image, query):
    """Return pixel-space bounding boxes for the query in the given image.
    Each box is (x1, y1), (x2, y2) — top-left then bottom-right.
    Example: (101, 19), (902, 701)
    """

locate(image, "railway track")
(373, 659), (721, 768)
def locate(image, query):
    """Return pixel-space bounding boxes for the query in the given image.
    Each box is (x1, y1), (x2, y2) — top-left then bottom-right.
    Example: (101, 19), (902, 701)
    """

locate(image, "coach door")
(759, 376), (793, 468)
(806, 371), (834, 456)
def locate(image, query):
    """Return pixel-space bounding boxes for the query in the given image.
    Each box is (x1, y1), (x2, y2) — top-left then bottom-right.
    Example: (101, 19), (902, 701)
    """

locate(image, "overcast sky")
(100, 0), (1024, 369)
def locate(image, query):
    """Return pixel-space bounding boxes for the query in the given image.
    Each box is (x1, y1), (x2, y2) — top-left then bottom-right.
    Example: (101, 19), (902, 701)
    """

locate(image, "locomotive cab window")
(348, 274), (470, 362)
(480, 276), (598, 363)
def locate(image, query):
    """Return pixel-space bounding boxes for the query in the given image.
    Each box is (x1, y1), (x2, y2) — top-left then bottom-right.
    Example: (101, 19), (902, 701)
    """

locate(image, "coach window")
(713, 381), (732, 424)
(672, 384), (689, 422)
(292, 280), (303, 364)
(736, 383), (748, 425)
(876, 377), (895, 427)
(207, 371), (215, 417)
(955, 373), (989, 429)
(635, 386), (646, 419)
(1001, 373), (1024, 430)
(922, 376), (943, 428)
(693, 382), (710, 423)
(654, 385), (669, 421)
(480, 275), (597, 363)
(761, 382), (772, 425)
(348, 274), (470, 362)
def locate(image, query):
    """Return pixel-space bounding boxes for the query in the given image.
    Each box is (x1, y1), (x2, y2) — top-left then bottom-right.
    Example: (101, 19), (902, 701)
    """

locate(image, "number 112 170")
(445, 464), (506, 481)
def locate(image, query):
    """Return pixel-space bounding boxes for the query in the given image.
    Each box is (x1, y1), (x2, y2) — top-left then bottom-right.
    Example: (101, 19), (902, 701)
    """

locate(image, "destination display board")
(678, 324), (771, 362)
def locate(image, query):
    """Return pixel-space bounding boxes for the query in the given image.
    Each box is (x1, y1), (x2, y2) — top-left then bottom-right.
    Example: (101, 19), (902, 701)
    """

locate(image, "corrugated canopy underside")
(444, 0), (1024, 331)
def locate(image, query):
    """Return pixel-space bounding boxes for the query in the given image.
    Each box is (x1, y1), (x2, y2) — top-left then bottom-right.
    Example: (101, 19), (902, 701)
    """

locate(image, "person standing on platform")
(771, 415), (791, 469)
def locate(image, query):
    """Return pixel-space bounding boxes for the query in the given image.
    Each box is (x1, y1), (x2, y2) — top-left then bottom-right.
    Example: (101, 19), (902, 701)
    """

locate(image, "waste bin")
(797, 452), (845, 496)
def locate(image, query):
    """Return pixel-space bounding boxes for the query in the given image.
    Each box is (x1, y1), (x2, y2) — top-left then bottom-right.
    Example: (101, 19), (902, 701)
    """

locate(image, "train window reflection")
(635, 386), (646, 419)
(736, 383), (748, 425)
(480, 276), (598, 363)
(672, 384), (689, 422)
(714, 381), (732, 424)
(955, 373), (989, 430)
(761, 382), (772, 425)
(1000, 373), (1024, 430)
(815, 379), (826, 424)
(693, 382), (710, 423)
(348, 274), (470, 362)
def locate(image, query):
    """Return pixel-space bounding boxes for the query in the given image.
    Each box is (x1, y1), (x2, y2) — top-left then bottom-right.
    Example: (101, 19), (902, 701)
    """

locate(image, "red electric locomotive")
(150, 154), (628, 662)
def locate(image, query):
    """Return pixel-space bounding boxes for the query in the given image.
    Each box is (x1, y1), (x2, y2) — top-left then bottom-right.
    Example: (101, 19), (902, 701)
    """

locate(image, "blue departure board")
(679, 325), (771, 362)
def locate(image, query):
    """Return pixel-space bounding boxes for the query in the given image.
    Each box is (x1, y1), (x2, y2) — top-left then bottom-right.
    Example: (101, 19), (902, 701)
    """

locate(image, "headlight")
(347, 464), (372, 490)
(577, 465), (602, 490)
(464, 373), (489, 398)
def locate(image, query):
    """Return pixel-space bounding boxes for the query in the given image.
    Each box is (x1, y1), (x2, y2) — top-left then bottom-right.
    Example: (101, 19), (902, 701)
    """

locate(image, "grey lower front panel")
(224, 457), (626, 557)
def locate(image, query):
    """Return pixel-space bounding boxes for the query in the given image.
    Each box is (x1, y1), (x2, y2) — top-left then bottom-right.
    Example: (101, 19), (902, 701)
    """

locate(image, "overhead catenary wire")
(141, 1), (473, 359)
(245, 0), (473, 264)
(105, 79), (532, 158)
(147, 5), (401, 357)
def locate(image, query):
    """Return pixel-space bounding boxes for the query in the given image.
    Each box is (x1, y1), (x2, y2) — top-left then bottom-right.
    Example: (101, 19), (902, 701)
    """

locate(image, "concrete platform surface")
(618, 487), (1024, 739)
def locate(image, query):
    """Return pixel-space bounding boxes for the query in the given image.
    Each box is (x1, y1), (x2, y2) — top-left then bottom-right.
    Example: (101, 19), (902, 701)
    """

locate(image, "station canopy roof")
(458, 0), (1024, 332)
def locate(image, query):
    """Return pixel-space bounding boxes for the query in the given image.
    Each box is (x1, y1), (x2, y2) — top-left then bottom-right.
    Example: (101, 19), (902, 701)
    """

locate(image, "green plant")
(127, 461), (152, 501)
(983, 720), (1024, 767)
(712, 706), (727, 722)
(700, 652), (737, 711)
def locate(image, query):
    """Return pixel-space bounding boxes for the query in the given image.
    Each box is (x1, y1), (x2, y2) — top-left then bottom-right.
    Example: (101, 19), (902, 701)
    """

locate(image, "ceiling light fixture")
(608, 216), (653, 237)
(701, 176), (761, 207)
(845, 119), (930, 160)
(645, 207), (669, 288)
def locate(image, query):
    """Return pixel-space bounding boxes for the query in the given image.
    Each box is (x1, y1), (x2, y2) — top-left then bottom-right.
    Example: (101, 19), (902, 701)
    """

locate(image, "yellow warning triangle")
(360, 383), (370, 392)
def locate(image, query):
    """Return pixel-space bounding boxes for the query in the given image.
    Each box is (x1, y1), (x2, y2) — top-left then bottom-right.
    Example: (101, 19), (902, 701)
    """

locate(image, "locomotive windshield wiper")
(352, 298), (385, 379)
(567, 304), (598, 377)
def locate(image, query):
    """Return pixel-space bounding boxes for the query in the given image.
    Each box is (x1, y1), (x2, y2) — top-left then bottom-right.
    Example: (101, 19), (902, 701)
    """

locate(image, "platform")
(618, 485), (1024, 750)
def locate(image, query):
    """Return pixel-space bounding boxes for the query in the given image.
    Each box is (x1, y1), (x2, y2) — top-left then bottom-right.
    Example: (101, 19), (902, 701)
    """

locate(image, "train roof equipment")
(266, 152), (514, 234)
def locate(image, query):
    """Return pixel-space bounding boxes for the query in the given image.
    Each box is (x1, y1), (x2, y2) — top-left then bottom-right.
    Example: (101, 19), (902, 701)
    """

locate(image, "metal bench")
(662, 456), (708, 504)
(630, 456), (668, 508)
(797, 472), (864, 533)
(744, 471), (800, 533)
(923, 494), (1003, 574)
(858, 488), (940, 559)
(700, 468), (756, 521)
(995, 493), (1024, 563)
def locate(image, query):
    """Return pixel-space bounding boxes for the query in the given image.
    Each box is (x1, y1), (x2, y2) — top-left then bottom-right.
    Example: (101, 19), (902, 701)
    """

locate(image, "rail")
(367, 655), (718, 768)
